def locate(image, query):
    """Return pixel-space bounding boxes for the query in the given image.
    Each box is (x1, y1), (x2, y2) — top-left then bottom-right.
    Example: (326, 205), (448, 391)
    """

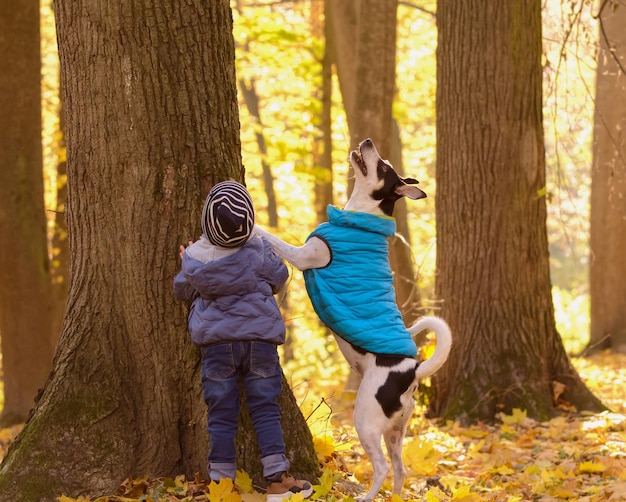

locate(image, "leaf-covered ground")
(1, 353), (624, 501)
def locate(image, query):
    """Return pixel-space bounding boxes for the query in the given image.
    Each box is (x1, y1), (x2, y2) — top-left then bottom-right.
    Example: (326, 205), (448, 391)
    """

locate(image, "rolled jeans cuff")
(262, 453), (290, 479)
(209, 461), (236, 482)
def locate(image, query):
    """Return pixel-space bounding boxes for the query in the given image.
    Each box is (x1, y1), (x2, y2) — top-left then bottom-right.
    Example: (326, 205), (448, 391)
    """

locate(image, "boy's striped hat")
(201, 181), (255, 248)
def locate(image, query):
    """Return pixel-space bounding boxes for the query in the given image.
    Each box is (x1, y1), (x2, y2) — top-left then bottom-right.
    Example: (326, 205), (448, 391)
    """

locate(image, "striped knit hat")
(201, 181), (255, 248)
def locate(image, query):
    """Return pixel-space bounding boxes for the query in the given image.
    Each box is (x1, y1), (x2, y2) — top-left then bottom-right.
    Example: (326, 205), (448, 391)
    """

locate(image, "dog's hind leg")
(354, 424), (389, 502)
(353, 374), (391, 502)
(384, 422), (408, 495)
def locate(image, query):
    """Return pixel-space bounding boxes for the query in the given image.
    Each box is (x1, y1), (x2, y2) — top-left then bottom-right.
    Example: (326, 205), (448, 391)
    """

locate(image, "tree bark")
(432, 0), (605, 423)
(0, 2), (316, 500)
(0, 0), (55, 427)
(588, 0), (626, 354)
(312, 0), (334, 225)
(327, 0), (358, 139)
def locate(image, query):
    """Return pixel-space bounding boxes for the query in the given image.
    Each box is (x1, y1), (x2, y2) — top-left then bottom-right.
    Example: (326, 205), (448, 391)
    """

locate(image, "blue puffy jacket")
(173, 236), (288, 346)
(303, 206), (417, 357)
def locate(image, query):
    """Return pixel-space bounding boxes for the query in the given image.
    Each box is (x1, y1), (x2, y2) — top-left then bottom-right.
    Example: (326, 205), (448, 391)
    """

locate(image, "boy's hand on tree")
(179, 241), (193, 260)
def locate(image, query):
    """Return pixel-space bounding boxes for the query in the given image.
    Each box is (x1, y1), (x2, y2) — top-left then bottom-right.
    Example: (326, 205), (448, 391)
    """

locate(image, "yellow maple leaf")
(403, 437), (441, 476)
(424, 486), (448, 501)
(577, 461), (608, 474)
(500, 424), (517, 436)
(206, 478), (242, 502)
(549, 487), (577, 499)
(535, 465), (572, 486)
(460, 427), (489, 439)
(235, 470), (254, 494)
(493, 465), (515, 476)
(450, 483), (483, 501)
(552, 466), (570, 480)
(525, 464), (540, 475)
(501, 408), (527, 425)
(313, 434), (336, 461)
(312, 468), (337, 498)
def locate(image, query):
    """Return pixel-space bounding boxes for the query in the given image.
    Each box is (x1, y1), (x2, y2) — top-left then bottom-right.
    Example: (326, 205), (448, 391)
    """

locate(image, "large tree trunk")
(0, 0), (55, 427)
(588, 0), (626, 354)
(0, 2), (316, 500)
(432, 0), (605, 423)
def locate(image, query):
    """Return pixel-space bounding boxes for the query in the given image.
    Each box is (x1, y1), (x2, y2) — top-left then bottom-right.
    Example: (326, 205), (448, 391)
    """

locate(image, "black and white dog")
(255, 138), (452, 501)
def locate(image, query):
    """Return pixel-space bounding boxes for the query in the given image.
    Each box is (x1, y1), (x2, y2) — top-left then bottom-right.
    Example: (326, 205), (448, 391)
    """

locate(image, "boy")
(173, 181), (312, 501)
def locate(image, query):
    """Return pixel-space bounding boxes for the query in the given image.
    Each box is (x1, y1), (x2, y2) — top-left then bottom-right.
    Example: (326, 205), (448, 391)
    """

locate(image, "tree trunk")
(388, 119), (422, 325)
(0, 2), (316, 500)
(432, 0), (605, 423)
(50, 83), (69, 343)
(349, 0), (397, 155)
(0, 0), (55, 427)
(312, 0), (334, 225)
(327, 0), (357, 138)
(588, 0), (626, 354)
(238, 78), (279, 228)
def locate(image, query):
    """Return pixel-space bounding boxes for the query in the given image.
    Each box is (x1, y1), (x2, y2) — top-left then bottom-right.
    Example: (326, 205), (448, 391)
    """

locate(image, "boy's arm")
(173, 271), (198, 303)
(173, 243), (198, 303)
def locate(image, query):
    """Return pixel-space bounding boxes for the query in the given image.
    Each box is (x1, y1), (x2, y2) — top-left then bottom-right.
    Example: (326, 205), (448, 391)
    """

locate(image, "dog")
(254, 138), (452, 501)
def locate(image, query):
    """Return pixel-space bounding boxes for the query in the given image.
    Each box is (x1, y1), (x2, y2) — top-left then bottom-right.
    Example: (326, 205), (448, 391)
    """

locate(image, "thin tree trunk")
(0, 0), (55, 427)
(313, 0), (334, 225)
(432, 0), (605, 423)
(588, 0), (626, 354)
(237, 78), (279, 228)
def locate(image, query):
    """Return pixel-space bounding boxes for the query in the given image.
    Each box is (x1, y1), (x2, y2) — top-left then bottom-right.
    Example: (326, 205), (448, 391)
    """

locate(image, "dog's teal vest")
(303, 206), (417, 357)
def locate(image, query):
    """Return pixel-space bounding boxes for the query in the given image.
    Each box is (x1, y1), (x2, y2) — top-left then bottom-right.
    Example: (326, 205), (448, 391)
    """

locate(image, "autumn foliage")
(2, 353), (624, 502)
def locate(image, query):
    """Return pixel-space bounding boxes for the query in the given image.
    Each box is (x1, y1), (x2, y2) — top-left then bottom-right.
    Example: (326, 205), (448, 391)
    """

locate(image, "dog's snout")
(358, 138), (377, 159)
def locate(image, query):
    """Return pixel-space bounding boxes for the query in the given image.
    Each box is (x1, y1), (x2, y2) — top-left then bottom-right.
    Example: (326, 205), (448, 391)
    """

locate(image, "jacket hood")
(182, 237), (264, 299)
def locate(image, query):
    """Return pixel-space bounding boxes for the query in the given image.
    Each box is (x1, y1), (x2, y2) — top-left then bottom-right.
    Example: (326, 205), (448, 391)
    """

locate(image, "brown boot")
(265, 472), (313, 501)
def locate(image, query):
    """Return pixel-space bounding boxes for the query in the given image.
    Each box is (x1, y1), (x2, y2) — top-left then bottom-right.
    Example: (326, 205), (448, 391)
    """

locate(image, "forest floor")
(1, 352), (624, 502)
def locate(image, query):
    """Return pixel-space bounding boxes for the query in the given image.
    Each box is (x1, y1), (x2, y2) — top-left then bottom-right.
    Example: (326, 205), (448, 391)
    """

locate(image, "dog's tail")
(409, 316), (452, 380)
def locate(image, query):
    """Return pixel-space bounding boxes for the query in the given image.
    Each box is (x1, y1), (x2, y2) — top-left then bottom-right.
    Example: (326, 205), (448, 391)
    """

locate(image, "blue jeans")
(200, 341), (290, 481)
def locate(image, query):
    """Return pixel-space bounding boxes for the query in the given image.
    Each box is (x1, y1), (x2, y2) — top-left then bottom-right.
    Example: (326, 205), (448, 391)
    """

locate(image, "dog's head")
(344, 138), (427, 217)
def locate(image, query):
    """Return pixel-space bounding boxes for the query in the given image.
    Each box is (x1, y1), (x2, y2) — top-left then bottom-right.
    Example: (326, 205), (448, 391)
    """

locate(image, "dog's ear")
(402, 177), (420, 185)
(395, 182), (427, 200)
